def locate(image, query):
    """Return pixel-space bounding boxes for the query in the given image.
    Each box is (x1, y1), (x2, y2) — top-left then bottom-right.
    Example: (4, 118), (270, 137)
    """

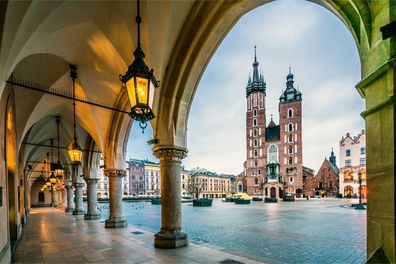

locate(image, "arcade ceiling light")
(119, 0), (159, 132)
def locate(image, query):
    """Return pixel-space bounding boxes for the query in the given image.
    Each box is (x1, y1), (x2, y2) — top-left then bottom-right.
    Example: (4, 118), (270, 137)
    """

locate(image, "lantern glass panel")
(125, 78), (137, 107)
(127, 76), (149, 106)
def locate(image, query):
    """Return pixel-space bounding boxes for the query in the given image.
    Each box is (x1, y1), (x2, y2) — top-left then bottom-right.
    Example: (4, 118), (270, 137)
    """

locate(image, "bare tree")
(187, 176), (204, 199)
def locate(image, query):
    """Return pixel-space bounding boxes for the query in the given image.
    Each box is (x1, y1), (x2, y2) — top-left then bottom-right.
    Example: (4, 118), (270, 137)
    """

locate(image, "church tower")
(279, 68), (303, 196)
(244, 47), (266, 195)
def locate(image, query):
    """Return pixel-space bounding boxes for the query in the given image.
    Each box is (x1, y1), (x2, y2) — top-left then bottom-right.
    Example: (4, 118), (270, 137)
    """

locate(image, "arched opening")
(270, 187), (276, 198)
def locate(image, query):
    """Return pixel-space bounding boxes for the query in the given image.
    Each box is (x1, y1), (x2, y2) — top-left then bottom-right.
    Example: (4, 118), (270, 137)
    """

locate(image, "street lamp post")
(355, 172), (366, 210)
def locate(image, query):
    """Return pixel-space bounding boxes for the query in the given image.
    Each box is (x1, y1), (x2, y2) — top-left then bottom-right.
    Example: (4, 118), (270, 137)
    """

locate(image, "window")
(288, 134), (293, 143)
(253, 119), (257, 127)
(182, 175), (185, 180)
(288, 123), (293, 132)
(361, 147), (366, 154)
(254, 139), (258, 147)
(345, 159), (352, 167)
(104, 184), (108, 189)
(139, 175), (143, 181)
(289, 177), (294, 183)
(254, 149), (258, 157)
(360, 158), (366, 165)
(346, 149), (351, 156)
(252, 170), (255, 176)
(268, 145), (278, 162)
(253, 108), (257, 117)
(258, 170), (261, 175)
(254, 177), (259, 185)
(288, 146), (293, 154)
(254, 160), (258, 167)
(288, 108), (293, 118)
(289, 157), (293, 164)
(253, 129), (257, 137)
(132, 175), (136, 180)
(133, 166), (136, 171)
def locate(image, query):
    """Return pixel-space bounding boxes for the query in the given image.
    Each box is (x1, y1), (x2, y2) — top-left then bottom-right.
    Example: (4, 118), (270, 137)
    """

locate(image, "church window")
(252, 170), (255, 175)
(289, 177), (294, 183)
(253, 109), (257, 117)
(268, 145), (278, 162)
(288, 123), (293, 132)
(253, 119), (257, 126)
(289, 157), (293, 164)
(288, 146), (293, 154)
(288, 134), (293, 142)
(258, 170), (261, 175)
(254, 139), (258, 147)
(255, 177), (259, 185)
(288, 109), (293, 118)
(254, 149), (258, 157)
(255, 160), (258, 167)
(253, 129), (257, 137)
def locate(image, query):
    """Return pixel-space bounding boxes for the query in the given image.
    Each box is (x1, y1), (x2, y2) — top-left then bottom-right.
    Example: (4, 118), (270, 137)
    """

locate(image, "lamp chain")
(136, 0), (141, 48)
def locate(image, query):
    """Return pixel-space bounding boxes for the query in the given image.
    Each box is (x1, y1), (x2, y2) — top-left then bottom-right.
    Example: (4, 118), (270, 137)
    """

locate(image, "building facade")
(97, 156), (129, 198)
(243, 48), (303, 197)
(145, 162), (160, 196)
(302, 166), (315, 197)
(339, 131), (366, 198)
(314, 150), (339, 197)
(189, 168), (233, 198)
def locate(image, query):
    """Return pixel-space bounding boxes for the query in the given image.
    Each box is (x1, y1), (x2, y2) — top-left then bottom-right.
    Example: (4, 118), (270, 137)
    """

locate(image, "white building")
(145, 162), (160, 196)
(181, 168), (190, 197)
(339, 130), (366, 197)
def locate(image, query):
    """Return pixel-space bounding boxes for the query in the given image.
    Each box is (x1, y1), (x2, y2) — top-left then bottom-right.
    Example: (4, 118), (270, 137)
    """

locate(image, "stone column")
(51, 187), (58, 208)
(61, 187), (66, 210)
(73, 183), (84, 215)
(57, 188), (62, 208)
(84, 179), (100, 220)
(65, 185), (74, 212)
(153, 146), (188, 248)
(105, 170), (127, 228)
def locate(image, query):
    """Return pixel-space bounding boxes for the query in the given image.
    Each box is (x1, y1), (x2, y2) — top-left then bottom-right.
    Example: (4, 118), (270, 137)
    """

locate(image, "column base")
(72, 209), (85, 215)
(154, 229), (188, 248)
(65, 208), (74, 213)
(105, 218), (127, 228)
(84, 213), (101, 220)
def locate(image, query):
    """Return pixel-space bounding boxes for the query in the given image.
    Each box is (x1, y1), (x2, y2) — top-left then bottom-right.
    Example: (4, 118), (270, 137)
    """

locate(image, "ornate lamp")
(55, 117), (64, 179)
(67, 65), (83, 164)
(119, 0), (159, 132)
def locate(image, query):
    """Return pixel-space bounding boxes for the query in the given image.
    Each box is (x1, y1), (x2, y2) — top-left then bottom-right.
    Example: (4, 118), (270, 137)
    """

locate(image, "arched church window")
(289, 157), (293, 164)
(288, 108), (293, 118)
(289, 145), (293, 154)
(268, 145), (278, 162)
(254, 149), (258, 157)
(288, 134), (293, 142)
(255, 177), (259, 185)
(254, 160), (258, 167)
(253, 108), (257, 117)
(288, 123), (293, 132)
(254, 139), (258, 146)
(253, 129), (257, 137)
(253, 119), (257, 127)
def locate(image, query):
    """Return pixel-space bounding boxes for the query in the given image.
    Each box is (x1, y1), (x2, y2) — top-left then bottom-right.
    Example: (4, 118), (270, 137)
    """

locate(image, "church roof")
(268, 120), (276, 127)
(328, 160), (339, 175)
(246, 46), (266, 97)
(265, 125), (280, 141)
(279, 67), (302, 103)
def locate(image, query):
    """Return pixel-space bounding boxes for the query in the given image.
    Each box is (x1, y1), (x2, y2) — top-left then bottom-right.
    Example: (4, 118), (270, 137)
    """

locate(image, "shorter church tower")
(279, 68), (303, 196)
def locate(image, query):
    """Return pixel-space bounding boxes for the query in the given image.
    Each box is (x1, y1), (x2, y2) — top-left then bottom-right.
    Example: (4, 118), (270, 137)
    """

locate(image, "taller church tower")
(244, 47), (266, 195)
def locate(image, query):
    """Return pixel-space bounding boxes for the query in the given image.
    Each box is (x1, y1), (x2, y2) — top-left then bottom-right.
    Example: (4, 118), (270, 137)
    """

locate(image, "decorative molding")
(104, 169), (126, 178)
(153, 145), (188, 161)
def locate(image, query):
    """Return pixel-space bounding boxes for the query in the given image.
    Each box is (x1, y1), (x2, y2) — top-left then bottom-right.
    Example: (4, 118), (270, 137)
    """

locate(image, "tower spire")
(252, 45), (259, 82)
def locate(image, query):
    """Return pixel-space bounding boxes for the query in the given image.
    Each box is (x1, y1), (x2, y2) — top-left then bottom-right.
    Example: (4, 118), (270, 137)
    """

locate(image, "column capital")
(85, 178), (99, 184)
(74, 182), (84, 188)
(153, 145), (188, 161)
(104, 169), (126, 178)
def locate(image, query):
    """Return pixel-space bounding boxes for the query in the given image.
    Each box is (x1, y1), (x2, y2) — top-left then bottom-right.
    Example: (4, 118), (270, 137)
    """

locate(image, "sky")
(127, 0), (364, 175)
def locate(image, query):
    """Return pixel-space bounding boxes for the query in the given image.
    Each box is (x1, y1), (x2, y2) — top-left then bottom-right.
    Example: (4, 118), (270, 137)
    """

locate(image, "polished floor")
(13, 207), (262, 264)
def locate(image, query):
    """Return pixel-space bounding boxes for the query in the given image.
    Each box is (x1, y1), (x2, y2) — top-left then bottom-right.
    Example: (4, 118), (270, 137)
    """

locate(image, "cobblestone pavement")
(99, 198), (366, 264)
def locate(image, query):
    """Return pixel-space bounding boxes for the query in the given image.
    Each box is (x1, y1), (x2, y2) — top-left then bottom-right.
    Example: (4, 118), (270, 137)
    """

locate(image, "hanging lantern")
(49, 171), (57, 185)
(45, 178), (51, 187)
(119, 0), (159, 132)
(68, 137), (82, 164)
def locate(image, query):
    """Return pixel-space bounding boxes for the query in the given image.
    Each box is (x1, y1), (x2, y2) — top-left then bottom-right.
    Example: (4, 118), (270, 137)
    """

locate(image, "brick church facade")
(237, 48), (303, 197)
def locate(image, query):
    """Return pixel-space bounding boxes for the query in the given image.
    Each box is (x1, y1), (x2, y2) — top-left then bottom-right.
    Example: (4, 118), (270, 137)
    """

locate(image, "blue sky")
(127, 0), (364, 175)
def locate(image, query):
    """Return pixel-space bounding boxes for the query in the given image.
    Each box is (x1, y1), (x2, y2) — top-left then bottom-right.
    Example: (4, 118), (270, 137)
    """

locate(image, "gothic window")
(254, 149), (258, 157)
(288, 108), (293, 118)
(253, 119), (257, 127)
(254, 160), (258, 167)
(268, 145), (278, 162)
(289, 157), (293, 164)
(253, 108), (257, 117)
(289, 177), (294, 183)
(258, 170), (261, 175)
(254, 139), (258, 147)
(288, 145), (293, 154)
(255, 177), (259, 185)
(288, 134), (293, 143)
(252, 170), (255, 176)
(253, 129), (257, 137)
(288, 123), (293, 132)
